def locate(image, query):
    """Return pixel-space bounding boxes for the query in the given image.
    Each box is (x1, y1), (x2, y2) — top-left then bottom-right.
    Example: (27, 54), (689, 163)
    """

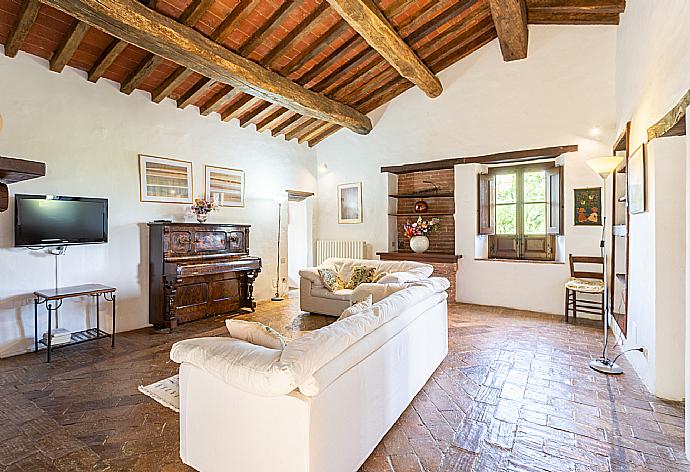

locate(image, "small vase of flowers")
(403, 216), (440, 253)
(191, 198), (217, 223)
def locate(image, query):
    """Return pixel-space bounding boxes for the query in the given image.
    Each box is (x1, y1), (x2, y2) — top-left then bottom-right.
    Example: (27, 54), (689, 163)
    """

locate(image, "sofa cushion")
(372, 271), (389, 283)
(338, 294), (373, 320)
(345, 265), (377, 290)
(226, 320), (286, 350)
(318, 267), (345, 292)
(310, 287), (353, 301)
(170, 337), (294, 396)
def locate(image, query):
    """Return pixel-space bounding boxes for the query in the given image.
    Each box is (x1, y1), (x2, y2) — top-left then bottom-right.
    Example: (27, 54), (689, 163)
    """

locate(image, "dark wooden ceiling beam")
(220, 94), (255, 122)
(200, 86), (239, 116)
(177, 77), (215, 108)
(120, 54), (164, 95)
(326, 0), (442, 98)
(256, 106), (289, 132)
(88, 38), (128, 82)
(280, 20), (351, 77)
(298, 120), (331, 144)
(308, 123), (341, 146)
(270, 112), (301, 136)
(278, 115), (310, 138)
(40, 0), (372, 134)
(238, 1), (301, 57)
(151, 68), (194, 102)
(489, 0), (528, 61)
(261, 2), (331, 68)
(4, 0), (41, 58)
(239, 102), (271, 128)
(49, 20), (90, 72)
(285, 117), (318, 141)
(130, 0), (218, 100)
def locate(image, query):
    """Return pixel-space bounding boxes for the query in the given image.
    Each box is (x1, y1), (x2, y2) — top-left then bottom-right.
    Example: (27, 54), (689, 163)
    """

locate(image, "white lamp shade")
(587, 156), (624, 178)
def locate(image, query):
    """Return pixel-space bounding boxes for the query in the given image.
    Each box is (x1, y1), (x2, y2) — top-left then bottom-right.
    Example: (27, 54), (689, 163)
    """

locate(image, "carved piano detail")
(148, 222), (262, 330)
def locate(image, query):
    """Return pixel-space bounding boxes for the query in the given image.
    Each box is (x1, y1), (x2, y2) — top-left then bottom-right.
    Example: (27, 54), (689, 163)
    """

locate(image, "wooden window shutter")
(521, 234), (556, 261)
(489, 235), (519, 259)
(546, 166), (563, 235)
(477, 173), (495, 235)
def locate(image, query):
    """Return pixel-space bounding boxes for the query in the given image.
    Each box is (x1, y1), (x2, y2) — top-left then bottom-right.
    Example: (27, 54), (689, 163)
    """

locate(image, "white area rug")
(138, 374), (179, 412)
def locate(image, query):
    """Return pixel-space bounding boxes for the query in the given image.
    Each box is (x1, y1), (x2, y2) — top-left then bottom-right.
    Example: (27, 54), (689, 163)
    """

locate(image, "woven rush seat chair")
(565, 255), (605, 322)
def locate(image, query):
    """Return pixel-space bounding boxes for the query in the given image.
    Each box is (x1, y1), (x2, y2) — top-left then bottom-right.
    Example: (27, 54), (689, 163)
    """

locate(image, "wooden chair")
(564, 255), (605, 322)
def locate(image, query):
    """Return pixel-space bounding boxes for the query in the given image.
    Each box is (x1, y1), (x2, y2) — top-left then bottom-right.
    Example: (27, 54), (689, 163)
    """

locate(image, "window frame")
(478, 161), (562, 262)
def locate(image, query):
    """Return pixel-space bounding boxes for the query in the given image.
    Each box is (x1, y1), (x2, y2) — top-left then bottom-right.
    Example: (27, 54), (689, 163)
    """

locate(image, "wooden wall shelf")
(377, 251), (462, 263)
(0, 156), (46, 184)
(389, 212), (454, 217)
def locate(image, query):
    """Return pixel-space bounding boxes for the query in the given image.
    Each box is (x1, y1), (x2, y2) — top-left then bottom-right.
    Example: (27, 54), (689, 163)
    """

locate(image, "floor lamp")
(271, 196), (286, 302)
(586, 155), (624, 375)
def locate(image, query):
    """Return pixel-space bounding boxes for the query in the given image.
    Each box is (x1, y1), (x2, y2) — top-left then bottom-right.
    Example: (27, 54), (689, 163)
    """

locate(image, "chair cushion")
(225, 320), (286, 350)
(565, 278), (604, 293)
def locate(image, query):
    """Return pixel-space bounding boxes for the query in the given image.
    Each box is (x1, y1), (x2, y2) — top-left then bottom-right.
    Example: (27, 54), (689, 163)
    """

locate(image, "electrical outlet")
(641, 346), (648, 358)
(280, 257), (287, 264)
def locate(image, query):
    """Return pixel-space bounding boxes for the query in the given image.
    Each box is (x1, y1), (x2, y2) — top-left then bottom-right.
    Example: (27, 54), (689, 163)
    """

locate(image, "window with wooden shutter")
(480, 162), (560, 261)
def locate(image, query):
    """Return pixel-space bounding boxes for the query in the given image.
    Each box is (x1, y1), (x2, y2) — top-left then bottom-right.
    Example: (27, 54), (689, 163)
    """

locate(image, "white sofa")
(170, 277), (450, 472)
(299, 257), (434, 316)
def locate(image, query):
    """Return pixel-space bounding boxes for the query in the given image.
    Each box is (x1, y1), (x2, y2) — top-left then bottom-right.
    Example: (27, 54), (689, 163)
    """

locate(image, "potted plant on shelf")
(403, 216), (440, 253)
(191, 198), (217, 223)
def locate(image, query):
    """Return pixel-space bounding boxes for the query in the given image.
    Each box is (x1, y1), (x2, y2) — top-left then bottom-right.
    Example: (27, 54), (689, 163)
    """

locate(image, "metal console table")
(34, 284), (117, 362)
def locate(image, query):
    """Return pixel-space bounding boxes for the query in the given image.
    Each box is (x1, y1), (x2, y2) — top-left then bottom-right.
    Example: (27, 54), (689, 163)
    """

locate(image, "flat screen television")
(14, 194), (108, 247)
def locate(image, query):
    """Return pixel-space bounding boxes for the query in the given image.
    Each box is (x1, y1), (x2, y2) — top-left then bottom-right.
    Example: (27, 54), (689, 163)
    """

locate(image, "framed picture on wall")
(205, 165), (245, 207)
(338, 182), (362, 224)
(628, 143), (647, 214)
(574, 187), (602, 226)
(139, 155), (193, 204)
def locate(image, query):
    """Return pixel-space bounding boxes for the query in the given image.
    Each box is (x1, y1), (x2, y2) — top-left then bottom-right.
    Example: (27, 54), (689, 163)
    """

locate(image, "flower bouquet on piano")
(191, 198), (218, 223)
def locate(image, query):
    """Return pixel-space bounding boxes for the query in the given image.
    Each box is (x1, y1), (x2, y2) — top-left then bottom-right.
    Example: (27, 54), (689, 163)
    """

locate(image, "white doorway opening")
(287, 192), (314, 290)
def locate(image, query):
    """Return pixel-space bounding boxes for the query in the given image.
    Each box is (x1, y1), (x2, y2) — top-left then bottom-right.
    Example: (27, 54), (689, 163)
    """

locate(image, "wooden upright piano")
(148, 222), (262, 330)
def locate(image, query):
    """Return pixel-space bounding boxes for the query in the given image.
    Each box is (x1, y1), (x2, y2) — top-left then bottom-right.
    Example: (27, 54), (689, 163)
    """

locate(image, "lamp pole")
(586, 156), (624, 375)
(271, 200), (284, 302)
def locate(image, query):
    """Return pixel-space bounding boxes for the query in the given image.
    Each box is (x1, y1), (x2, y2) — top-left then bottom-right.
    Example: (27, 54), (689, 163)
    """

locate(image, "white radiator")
(316, 240), (367, 265)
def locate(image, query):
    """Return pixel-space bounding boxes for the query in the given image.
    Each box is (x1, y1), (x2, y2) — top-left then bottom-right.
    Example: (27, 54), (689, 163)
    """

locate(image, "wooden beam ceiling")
(489, 0), (528, 61)
(326, 0), (442, 98)
(39, 0), (372, 135)
(4, 0), (41, 58)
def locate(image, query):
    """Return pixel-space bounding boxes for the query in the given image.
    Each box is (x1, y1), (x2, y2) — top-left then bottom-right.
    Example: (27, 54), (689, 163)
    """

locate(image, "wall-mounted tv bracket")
(0, 156), (46, 212)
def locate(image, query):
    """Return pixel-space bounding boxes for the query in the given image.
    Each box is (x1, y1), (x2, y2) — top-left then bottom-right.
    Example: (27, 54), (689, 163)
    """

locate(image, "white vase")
(410, 235), (429, 253)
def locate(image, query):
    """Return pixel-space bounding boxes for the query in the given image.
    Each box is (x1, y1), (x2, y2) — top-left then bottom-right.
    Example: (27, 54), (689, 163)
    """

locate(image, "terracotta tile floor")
(0, 291), (687, 471)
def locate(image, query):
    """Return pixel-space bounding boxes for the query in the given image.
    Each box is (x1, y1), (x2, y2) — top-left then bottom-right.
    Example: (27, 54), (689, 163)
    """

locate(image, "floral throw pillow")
(318, 267), (345, 292)
(345, 265), (377, 290)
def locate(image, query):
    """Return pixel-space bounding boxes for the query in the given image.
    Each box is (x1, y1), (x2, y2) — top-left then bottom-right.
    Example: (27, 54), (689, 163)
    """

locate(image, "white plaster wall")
(316, 26), (617, 314)
(0, 51), (317, 358)
(613, 0), (690, 402)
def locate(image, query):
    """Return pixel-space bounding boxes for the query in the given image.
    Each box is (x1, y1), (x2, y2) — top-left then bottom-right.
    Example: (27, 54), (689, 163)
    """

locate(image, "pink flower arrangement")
(191, 198), (217, 216)
(403, 216), (440, 238)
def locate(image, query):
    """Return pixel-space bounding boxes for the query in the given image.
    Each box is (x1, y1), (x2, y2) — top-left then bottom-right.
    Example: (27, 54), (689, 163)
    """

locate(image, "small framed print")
(205, 165), (245, 207)
(574, 187), (602, 226)
(139, 155), (193, 204)
(338, 182), (362, 224)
